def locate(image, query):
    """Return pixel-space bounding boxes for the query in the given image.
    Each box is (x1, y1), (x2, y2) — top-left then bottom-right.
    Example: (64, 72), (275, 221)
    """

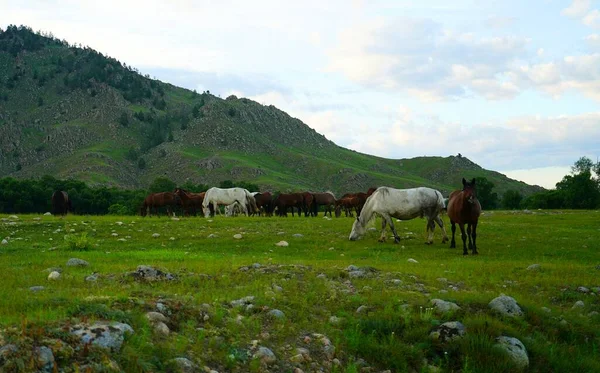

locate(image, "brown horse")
(312, 191), (336, 217)
(140, 192), (181, 217)
(51, 191), (71, 216)
(174, 188), (205, 216)
(301, 192), (314, 217)
(447, 178), (481, 255)
(273, 193), (304, 217)
(253, 192), (273, 216)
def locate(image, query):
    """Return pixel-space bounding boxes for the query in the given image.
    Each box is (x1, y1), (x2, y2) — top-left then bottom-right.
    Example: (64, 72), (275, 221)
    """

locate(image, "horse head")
(461, 178), (477, 204)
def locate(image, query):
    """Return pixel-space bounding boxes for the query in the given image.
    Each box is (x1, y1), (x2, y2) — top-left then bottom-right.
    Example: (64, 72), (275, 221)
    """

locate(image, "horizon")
(2, 1), (600, 189)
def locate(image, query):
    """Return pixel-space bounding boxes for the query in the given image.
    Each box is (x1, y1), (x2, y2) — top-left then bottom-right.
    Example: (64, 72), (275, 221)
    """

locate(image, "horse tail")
(245, 190), (258, 215)
(435, 190), (446, 212)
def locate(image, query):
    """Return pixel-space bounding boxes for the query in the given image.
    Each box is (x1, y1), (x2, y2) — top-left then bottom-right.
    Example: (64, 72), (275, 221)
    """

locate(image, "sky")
(2, 0), (600, 189)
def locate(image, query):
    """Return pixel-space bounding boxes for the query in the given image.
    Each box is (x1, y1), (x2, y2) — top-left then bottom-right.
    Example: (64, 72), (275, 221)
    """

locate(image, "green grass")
(0, 210), (598, 372)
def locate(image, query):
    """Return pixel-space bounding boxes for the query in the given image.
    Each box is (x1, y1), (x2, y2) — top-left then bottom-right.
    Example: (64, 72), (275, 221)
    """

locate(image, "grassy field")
(0, 210), (599, 372)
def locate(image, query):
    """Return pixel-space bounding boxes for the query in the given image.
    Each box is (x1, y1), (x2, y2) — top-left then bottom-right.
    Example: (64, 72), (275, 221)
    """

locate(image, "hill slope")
(0, 25), (543, 196)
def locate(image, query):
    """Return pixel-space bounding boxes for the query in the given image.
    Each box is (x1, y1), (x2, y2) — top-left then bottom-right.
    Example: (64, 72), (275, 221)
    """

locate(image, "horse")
(312, 191), (336, 217)
(273, 193), (304, 217)
(253, 192), (273, 216)
(301, 191), (314, 217)
(140, 192), (181, 217)
(174, 188), (205, 216)
(202, 187), (258, 218)
(447, 178), (481, 255)
(335, 195), (359, 217)
(51, 191), (71, 216)
(224, 201), (244, 216)
(349, 187), (448, 244)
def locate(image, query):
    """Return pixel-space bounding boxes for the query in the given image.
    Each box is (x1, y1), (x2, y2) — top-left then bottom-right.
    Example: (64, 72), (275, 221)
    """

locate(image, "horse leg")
(467, 224), (473, 252)
(425, 218), (435, 245)
(459, 223), (468, 255)
(472, 223), (479, 254)
(450, 220), (456, 248)
(435, 215), (449, 243)
(378, 218), (388, 242)
(388, 217), (402, 244)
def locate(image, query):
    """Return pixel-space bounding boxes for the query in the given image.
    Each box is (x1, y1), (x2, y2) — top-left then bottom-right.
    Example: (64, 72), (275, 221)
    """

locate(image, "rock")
(111, 233), (119, 237)
(35, 346), (55, 373)
(85, 273), (99, 282)
(70, 322), (134, 351)
(1, 239), (7, 245)
(577, 286), (590, 293)
(152, 233), (160, 238)
(292, 234), (304, 238)
(30, 286), (45, 292)
(0, 344), (18, 361)
(588, 311), (599, 317)
(272, 284), (283, 292)
(349, 270), (367, 278)
(48, 271), (61, 281)
(389, 279), (402, 285)
(267, 309), (285, 320)
(146, 311), (168, 323)
(356, 305), (369, 314)
(275, 241), (289, 247)
(251, 263), (261, 269)
(207, 234), (216, 238)
(66, 258), (89, 267)
(154, 321), (170, 336)
(233, 234), (243, 239)
(131, 265), (175, 281)
(44, 212), (51, 216)
(317, 273), (327, 279)
(408, 258), (419, 264)
(323, 344), (336, 360)
(430, 299), (460, 313)
(430, 321), (466, 343)
(329, 316), (342, 325)
(290, 353), (305, 363)
(541, 307), (551, 313)
(494, 336), (529, 369)
(572, 300), (585, 309)
(488, 295), (523, 317)
(526, 264), (541, 271)
(169, 357), (198, 373)
(254, 346), (276, 365)
(8, 215), (18, 220)
(231, 296), (255, 307)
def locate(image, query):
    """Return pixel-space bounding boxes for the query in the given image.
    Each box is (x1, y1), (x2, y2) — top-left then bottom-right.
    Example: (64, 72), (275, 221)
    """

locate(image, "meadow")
(0, 210), (598, 372)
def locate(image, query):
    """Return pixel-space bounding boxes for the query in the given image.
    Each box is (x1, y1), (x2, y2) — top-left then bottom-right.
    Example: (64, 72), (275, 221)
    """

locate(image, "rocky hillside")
(0, 25), (543, 196)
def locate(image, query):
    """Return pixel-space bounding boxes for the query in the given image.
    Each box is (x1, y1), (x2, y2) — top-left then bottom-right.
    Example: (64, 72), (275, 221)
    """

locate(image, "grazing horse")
(140, 192), (181, 217)
(253, 192), (273, 216)
(51, 191), (71, 216)
(312, 191), (336, 217)
(202, 187), (258, 217)
(174, 188), (205, 216)
(225, 201), (244, 216)
(349, 187), (448, 244)
(447, 178), (481, 255)
(273, 193), (304, 217)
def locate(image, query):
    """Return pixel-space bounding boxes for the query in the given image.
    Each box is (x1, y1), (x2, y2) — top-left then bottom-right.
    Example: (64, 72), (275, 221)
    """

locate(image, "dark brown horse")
(140, 192), (181, 217)
(273, 193), (304, 217)
(447, 178), (481, 255)
(334, 187), (377, 217)
(253, 192), (273, 216)
(51, 191), (71, 216)
(174, 188), (205, 216)
(312, 191), (336, 217)
(301, 191), (314, 217)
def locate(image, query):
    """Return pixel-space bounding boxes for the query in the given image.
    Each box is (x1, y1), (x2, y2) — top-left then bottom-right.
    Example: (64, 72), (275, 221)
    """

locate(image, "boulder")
(495, 336), (529, 369)
(430, 299), (460, 313)
(70, 322), (134, 351)
(488, 295), (523, 317)
(430, 321), (466, 343)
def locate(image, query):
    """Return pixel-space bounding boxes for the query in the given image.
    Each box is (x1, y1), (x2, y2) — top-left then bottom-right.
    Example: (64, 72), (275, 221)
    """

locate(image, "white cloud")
(583, 9), (600, 28)
(562, 0), (592, 18)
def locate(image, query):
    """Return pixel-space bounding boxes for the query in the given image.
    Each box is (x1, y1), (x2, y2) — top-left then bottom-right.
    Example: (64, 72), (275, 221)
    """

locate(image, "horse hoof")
(463, 252), (469, 256)
(472, 250), (479, 255)
(450, 243), (456, 248)
(425, 241), (433, 245)
(394, 238), (401, 244)
(378, 238), (386, 243)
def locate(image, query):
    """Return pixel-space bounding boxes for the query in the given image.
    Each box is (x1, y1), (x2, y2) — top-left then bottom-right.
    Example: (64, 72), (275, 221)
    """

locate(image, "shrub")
(64, 232), (92, 251)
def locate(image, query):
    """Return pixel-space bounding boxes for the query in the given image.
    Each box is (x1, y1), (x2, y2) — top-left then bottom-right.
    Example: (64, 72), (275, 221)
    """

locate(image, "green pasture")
(0, 210), (598, 372)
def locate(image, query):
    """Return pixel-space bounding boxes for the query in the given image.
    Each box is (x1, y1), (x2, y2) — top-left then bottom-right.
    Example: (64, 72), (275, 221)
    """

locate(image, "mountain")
(0, 25), (543, 196)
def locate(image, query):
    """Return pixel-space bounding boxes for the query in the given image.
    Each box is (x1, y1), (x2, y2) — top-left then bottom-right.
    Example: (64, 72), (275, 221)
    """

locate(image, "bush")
(108, 203), (128, 215)
(64, 232), (92, 251)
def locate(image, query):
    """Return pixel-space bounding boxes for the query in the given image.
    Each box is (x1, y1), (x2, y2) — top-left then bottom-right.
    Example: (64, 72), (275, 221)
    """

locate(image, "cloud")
(327, 18), (531, 101)
(583, 9), (600, 28)
(485, 16), (517, 29)
(562, 0), (592, 18)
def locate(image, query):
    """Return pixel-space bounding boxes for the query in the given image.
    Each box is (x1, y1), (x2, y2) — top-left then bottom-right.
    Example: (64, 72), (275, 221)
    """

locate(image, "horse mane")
(356, 189), (381, 226)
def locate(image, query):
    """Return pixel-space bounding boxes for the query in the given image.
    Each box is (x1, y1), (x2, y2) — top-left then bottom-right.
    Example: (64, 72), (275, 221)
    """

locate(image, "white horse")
(349, 187), (448, 244)
(202, 187), (258, 217)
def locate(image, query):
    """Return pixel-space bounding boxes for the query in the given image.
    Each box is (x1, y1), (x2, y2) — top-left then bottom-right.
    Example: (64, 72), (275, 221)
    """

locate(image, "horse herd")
(51, 178), (481, 255)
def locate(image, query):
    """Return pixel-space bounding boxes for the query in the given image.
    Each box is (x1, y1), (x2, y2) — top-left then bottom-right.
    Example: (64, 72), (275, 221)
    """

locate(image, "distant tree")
(159, 149), (167, 158)
(37, 96), (44, 106)
(473, 177), (499, 210)
(556, 170), (600, 209)
(227, 107), (236, 117)
(137, 158), (146, 170)
(125, 147), (139, 162)
(192, 104), (200, 118)
(118, 113), (129, 127)
(571, 156), (594, 175)
(502, 190), (523, 210)
(219, 180), (235, 189)
(149, 177), (176, 193)
(168, 130), (174, 142)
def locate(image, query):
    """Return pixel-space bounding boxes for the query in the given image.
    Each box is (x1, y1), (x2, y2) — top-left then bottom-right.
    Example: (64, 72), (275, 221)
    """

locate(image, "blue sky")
(2, 0), (600, 188)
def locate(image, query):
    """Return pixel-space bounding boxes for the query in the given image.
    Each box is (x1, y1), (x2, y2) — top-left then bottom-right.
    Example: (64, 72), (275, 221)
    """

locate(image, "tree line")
(0, 157), (598, 215)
